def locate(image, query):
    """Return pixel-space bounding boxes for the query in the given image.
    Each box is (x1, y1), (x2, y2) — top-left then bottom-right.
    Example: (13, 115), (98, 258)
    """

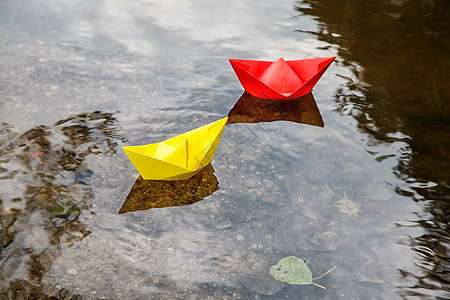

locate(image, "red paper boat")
(229, 57), (336, 100)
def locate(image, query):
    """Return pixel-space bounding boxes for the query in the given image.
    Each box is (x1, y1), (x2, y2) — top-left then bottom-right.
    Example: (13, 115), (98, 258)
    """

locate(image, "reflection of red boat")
(227, 92), (324, 127)
(229, 57), (336, 100)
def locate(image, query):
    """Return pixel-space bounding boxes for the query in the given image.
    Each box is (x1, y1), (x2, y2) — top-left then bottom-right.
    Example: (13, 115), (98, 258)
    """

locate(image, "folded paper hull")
(123, 117), (228, 180)
(229, 57), (336, 100)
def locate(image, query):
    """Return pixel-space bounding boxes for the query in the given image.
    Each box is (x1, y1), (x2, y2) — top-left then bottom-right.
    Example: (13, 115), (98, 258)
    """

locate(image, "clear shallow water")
(0, 0), (449, 299)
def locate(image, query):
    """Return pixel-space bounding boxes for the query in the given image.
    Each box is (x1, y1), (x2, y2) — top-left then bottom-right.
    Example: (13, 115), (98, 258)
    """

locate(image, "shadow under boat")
(227, 92), (324, 127)
(119, 163), (219, 213)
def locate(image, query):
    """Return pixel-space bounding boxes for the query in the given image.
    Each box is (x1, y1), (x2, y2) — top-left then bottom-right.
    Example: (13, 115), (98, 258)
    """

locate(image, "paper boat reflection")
(229, 57), (335, 100)
(227, 92), (324, 127)
(123, 117), (227, 180)
(119, 164), (219, 213)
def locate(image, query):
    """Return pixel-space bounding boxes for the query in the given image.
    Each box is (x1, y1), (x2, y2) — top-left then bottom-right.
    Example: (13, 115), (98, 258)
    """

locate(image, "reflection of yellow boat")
(123, 117), (228, 180)
(119, 164), (219, 213)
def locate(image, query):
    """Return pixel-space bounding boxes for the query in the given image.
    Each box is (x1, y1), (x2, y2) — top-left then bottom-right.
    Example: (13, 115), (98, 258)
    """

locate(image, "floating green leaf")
(270, 256), (312, 285)
(270, 256), (334, 289)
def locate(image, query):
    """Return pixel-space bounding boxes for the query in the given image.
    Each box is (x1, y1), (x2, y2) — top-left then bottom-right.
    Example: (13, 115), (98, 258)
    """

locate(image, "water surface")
(0, 0), (449, 299)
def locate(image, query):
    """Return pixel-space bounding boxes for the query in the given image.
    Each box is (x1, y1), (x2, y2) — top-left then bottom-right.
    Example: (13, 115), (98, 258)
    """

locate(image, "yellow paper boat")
(123, 117), (228, 180)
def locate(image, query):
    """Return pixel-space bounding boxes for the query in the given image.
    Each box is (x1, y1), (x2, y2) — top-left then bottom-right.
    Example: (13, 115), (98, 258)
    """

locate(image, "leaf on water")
(363, 184), (391, 201)
(335, 197), (359, 215)
(269, 256), (313, 285)
(270, 256), (334, 289)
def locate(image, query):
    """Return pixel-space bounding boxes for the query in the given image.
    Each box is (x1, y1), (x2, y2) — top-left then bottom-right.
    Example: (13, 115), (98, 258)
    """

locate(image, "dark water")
(0, 0), (449, 299)
(296, 1), (450, 298)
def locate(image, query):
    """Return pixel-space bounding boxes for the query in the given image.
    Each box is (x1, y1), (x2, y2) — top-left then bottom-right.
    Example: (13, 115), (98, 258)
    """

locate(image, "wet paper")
(229, 57), (335, 99)
(119, 163), (219, 213)
(227, 92), (324, 127)
(122, 117), (227, 180)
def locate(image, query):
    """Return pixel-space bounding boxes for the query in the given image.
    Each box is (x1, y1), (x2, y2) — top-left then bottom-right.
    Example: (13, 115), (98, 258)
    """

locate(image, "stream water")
(0, 0), (449, 299)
